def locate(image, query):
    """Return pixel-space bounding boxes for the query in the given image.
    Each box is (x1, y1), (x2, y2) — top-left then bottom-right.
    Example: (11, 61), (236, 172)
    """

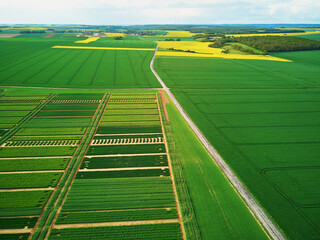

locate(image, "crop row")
(0, 158), (70, 172)
(56, 208), (178, 224)
(96, 126), (162, 134)
(4, 139), (80, 147)
(108, 99), (156, 103)
(61, 177), (175, 211)
(0, 172), (62, 189)
(86, 144), (166, 155)
(49, 223), (182, 240)
(81, 155), (168, 169)
(77, 169), (170, 179)
(51, 100), (100, 104)
(0, 216), (38, 229)
(91, 137), (163, 145)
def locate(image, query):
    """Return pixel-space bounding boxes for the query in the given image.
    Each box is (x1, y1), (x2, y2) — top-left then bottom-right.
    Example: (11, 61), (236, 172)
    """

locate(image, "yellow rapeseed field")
(226, 32), (320, 37)
(52, 46), (154, 51)
(161, 31), (198, 37)
(105, 33), (126, 37)
(156, 41), (291, 62)
(75, 37), (100, 43)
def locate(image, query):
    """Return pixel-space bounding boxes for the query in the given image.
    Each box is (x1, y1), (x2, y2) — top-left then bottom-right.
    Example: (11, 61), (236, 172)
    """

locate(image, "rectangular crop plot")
(103, 109), (159, 115)
(0, 158), (70, 171)
(0, 190), (52, 214)
(96, 126), (162, 134)
(36, 110), (96, 117)
(99, 121), (161, 127)
(86, 144), (166, 155)
(56, 208), (178, 224)
(24, 117), (92, 128)
(101, 115), (160, 122)
(81, 155), (168, 169)
(49, 223), (182, 240)
(0, 146), (77, 157)
(106, 103), (158, 109)
(61, 177), (175, 211)
(43, 105), (98, 111)
(16, 127), (87, 136)
(0, 217), (38, 229)
(76, 169), (170, 179)
(0, 172), (62, 189)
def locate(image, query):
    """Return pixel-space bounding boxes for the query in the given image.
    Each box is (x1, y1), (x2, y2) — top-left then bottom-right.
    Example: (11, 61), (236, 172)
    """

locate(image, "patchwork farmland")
(1, 25), (320, 240)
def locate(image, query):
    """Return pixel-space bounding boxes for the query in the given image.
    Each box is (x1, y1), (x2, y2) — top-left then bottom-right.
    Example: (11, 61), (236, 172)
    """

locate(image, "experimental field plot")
(0, 93), (103, 240)
(49, 93), (183, 240)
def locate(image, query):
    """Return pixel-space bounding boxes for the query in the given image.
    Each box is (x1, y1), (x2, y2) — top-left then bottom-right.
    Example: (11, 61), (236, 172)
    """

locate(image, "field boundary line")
(150, 43), (286, 240)
(95, 133), (162, 136)
(0, 170), (64, 174)
(0, 156), (70, 160)
(54, 218), (179, 229)
(85, 153), (166, 158)
(156, 94), (186, 240)
(0, 187), (54, 192)
(79, 166), (168, 172)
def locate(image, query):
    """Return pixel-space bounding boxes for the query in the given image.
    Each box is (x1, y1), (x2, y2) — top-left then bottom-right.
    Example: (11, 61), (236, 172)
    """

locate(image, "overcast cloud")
(0, 0), (319, 24)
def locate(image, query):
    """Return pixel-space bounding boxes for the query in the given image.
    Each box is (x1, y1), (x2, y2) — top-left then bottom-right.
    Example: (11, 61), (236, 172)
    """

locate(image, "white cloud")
(0, 0), (319, 24)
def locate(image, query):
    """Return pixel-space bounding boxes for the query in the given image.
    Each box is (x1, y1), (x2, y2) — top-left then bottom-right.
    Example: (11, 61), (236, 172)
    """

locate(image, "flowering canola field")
(105, 33), (126, 37)
(161, 31), (197, 37)
(156, 41), (291, 62)
(227, 32), (320, 37)
(75, 37), (100, 43)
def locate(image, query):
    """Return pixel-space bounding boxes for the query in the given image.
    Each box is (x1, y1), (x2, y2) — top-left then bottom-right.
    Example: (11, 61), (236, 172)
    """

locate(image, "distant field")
(0, 37), (159, 88)
(155, 51), (320, 240)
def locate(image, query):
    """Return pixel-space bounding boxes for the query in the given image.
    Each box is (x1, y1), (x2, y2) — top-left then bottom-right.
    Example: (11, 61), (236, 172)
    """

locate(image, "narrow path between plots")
(150, 43), (286, 240)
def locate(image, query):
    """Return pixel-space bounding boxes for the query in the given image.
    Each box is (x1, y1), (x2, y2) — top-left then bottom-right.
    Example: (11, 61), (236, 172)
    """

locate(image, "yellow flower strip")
(75, 37), (100, 43)
(105, 33), (126, 37)
(52, 46), (155, 51)
(226, 32), (320, 37)
(156, 41), (291, 62)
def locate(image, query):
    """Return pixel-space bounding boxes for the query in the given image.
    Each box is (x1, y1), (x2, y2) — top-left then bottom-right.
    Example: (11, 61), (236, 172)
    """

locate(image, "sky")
(0, 0), (319, 25)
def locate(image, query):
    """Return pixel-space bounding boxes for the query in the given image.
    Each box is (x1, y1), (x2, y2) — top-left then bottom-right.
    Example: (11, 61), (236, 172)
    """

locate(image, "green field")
(0, 158), (70, 171)
(155, 51), (320, 239)
(81, 155), (168, 169)
(61, 177), (175, 211)
(0, 37), (160, 88)
(56, 208), (177, 224)
(0, 172), (62, 188)
(49, 223), (182, 240)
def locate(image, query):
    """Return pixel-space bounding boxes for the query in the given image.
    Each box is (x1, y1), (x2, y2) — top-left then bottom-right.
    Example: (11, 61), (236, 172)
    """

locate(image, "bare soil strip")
(150, 43), (285, 240)
(0, 170), (64, 174)
(42, 33), (57, 38)
(0, 187), (54, 192)
(0, 34), (21, 38)
(0, 229), (32, 234)
(85, 153), (166, 158)
(54, 219), (179, 229)
(159, 90), (169, 121)
(79, 166), (168, 172)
